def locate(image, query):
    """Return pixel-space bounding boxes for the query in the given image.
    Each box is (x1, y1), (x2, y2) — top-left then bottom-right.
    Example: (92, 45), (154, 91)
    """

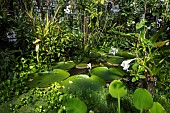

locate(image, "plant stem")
(140, 108), (143, 113)
(118, 98), (120, 113)
(83, 10), (87, 45)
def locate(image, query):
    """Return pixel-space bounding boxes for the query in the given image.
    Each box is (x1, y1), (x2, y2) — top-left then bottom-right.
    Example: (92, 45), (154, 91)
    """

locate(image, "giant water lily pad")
(116, 51), (136, 59)
(90, 67), (125, 81)
(107, 56), (125, 66)
(28, 69), (70, 88)
(76, 63), (88, 69)
(61, 75), (105, 92)
(53, 61), (76, 70)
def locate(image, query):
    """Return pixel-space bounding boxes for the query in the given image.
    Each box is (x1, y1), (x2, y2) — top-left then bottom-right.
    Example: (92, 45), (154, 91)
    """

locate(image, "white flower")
(158, 19), (162, 22)
(35, 44), (39, 52)
(167, 27), (170, 31)
(132, 21), (135, 24)
(121, 59), (135, 71)
(64, 5), (72, 14)
(109, 47), (118, 55)
(166, 42), (169, 46)
(69, 80), (73, 84)
(147, 26), (151, 30)
(111, 5), (120, 13)
(130, 4), (133, 7)
(87, 63), (92, 69)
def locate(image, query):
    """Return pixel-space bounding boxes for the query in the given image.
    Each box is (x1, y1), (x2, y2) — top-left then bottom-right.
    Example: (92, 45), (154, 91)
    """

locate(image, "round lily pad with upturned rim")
(90, 67), (125, 81)
(61, 74), (106, 93)
(107, 56), (125, 66)
(76, 63), (88, 69)
(28, 69), (70, 88)
(53, 61), (75, 70)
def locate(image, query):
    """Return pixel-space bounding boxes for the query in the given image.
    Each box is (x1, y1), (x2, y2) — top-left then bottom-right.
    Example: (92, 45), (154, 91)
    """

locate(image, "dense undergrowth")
(0, 0), (170, 113)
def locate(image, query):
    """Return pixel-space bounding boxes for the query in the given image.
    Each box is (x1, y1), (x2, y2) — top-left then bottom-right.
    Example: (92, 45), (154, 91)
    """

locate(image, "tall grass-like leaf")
(133, 88), (153, 113)
(150, 26), (167, 43)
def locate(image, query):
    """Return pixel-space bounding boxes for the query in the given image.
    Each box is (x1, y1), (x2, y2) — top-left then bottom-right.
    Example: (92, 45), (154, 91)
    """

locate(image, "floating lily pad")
(90, 67), (125, 81)
(28, 69), (70, 88)
(61, 75), (106, 92)
(53, 61), (76, 70)
(107, 56), (125, 66)
(109, 67), (125, 76)
(76, 63), (88, 69)
(116, 51), (136, 59)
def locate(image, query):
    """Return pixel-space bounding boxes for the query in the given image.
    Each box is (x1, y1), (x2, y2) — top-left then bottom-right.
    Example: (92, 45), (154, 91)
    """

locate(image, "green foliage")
(149, 102), (166, 113)
(90, 67), (125, 81)
(133, 88), (153, 113)
(8, 82), (68, 113)
(109, 80), (127, 113)
(61, 74), (106, 93)
(53, 61), (76, 70)
(65, 98), (87, 113)
(107, 56), (125, 65)
(0, 0), (169, 112)
(109, 80), (127, 98)
(28, 69), (70, 88)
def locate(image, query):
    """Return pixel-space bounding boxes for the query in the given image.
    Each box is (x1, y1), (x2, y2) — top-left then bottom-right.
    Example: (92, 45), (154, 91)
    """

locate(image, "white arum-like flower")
(109, 47), (118, 55)
(87, 63), (92, 70)
(35, 44), (39, 52)
(147, 26), (151, 30)
(132, 21), (135, 24)
(158, 19), (162, 22)
(64, 5), (72, 14)
(121, 59), (135, 71)
(166, 42), (169, 46)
